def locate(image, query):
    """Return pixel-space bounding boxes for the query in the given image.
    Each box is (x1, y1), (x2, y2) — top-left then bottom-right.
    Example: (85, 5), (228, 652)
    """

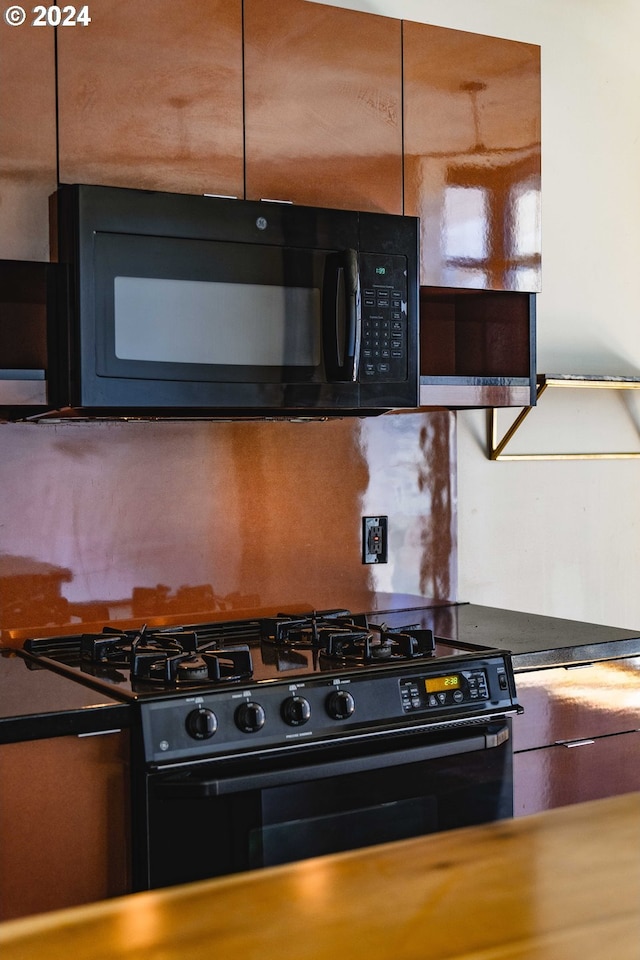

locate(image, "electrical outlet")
(362, 516), (388, 564)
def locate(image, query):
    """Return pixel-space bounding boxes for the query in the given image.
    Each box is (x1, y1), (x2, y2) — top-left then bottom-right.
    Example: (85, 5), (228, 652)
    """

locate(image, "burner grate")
(29, 623), (256, 687)
(23, 609), (437, 693)
(131, 646), (253, 685)
(259, 611), (435, 663)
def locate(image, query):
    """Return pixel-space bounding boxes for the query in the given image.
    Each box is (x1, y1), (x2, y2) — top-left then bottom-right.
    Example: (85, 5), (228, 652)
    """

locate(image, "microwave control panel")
(360, 253), (408, 382)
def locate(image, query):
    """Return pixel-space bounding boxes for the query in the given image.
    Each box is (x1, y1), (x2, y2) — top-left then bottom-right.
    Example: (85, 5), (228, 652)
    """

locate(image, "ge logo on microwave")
(256, 217), (268, 230)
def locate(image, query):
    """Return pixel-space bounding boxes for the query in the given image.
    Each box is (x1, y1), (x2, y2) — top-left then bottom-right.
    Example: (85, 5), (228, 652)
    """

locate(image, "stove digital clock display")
(425, 674), (460, 694)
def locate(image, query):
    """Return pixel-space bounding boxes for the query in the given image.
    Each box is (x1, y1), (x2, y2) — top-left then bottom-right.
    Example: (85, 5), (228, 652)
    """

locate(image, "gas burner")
(133, 648), (253, 686)
(260, 610), (361, 648)
(81, 626), (197, 666)
(321, 623), (435, 663)
(260, 611), (435, 663)
(79, 625), (253, 686)
(320, 628), (376, 659)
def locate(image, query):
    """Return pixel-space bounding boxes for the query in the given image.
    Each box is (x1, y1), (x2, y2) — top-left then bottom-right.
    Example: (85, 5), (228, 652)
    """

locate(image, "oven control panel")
(141, 652), (519, 765)
(400, 667), (493, 713)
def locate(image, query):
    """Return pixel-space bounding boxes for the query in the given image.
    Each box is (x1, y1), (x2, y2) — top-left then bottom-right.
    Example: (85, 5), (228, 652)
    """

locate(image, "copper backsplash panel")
(0, 411), (456, 642)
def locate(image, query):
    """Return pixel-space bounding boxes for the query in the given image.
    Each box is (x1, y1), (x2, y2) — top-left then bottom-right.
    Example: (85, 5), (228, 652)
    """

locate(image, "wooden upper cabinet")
(404, 22), (541, 292)
(57, 0), (244, 198)
(243, 0), (403, 213)
(0, 27), (56, 260)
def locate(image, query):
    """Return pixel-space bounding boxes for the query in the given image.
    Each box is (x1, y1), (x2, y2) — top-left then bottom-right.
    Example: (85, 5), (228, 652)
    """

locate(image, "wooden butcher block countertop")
(1, 793), (639, 960)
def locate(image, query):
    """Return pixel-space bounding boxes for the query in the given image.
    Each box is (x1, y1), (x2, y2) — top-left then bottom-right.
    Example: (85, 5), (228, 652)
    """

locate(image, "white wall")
(311, 0), (640, 628)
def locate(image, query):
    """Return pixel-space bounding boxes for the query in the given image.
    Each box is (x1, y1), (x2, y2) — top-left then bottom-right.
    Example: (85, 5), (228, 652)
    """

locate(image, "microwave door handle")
(344, 248), (361, 382)
(323, 249), (361, 382)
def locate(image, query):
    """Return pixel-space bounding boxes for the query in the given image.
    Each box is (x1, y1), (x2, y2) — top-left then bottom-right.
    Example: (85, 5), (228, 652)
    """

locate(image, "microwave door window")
(113, 277), (322, 378)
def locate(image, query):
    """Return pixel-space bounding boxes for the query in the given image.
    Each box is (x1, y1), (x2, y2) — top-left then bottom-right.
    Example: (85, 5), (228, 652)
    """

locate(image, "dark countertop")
(373, 598), (640, 670)
(1, 599), (638, 744)
(0, 649), (131, 744)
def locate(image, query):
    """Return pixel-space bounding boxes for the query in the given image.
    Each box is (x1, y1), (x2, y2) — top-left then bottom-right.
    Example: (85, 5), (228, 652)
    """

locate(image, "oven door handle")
(154, 725), (507, 798)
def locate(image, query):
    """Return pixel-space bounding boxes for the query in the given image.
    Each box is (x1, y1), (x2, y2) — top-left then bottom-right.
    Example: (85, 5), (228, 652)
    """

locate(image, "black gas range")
(23, 608), (521, 889)
(23, 608), (519, 758)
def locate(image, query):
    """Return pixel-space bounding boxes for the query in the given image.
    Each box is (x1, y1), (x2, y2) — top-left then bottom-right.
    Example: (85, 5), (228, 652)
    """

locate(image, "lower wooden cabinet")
(512, 657), (640, 817)
(0, 730), (130, 921)
(514, 730), (640, 816)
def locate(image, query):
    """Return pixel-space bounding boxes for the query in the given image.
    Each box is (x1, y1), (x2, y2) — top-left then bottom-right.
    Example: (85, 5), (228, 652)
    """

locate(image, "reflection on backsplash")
(0, 560), (259, 633)
(0, 411), (456, 642)
(129, 584), (260, 619)
(0, 555), (72, 629)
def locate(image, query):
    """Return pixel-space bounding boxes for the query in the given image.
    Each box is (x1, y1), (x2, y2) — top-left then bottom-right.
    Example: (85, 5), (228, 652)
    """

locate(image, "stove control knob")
(235, 701), (266, 734)
(281, 695), (311, 726)
(185, 707), (218, 740)
(326, 689), (355, 721)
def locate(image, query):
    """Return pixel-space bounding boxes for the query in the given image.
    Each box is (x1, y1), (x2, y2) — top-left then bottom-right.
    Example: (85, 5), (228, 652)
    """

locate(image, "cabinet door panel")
(244, 0), (402, 213)
(57, 0), (244, 197)
(512, 658), (640, 752)
(0, 27), (56, 260)
(0, 732), (130, 920)
(404, 22), (541, 291)
(514, 732), (640, 817)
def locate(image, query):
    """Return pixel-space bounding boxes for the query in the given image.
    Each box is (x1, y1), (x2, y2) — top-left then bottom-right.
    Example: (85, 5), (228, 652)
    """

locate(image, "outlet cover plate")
(362, 516), (388, 564)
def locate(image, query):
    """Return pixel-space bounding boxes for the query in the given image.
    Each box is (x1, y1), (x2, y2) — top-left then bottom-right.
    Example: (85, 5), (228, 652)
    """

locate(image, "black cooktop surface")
(22, 609), (493, 702)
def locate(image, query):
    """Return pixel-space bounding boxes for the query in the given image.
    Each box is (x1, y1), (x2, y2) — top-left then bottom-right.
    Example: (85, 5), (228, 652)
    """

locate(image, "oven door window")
(94, 232), (328, 384)
(143, 726), (512, 890)
(253, 778), (438, 869)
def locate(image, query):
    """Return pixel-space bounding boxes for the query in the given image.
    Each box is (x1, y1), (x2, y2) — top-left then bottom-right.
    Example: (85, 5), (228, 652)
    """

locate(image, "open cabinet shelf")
(0, 260), (51, 411)
(419, 287), (536, 408)
(2, 265), (539, 418)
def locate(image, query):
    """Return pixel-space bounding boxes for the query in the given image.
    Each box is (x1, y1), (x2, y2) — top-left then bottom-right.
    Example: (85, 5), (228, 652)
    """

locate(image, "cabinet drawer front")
(513, 730), (640, 816)
(513, 657), (640, 751)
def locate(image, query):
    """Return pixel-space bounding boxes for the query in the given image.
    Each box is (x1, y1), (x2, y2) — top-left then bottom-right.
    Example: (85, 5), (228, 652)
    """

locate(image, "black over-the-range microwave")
(51, 184), (420, 416)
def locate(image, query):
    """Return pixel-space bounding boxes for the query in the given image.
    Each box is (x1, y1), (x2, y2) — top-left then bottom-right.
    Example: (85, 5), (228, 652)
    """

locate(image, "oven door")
(137, 720), (513, 891)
